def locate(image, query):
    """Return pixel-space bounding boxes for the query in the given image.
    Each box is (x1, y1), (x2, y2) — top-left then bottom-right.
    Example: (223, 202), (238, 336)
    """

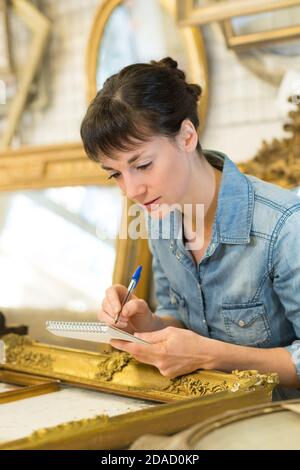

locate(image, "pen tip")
(133, 265), (142, 282)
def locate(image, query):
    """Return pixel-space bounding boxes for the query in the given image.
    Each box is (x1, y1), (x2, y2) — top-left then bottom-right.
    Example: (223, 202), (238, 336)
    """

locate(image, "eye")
(107, 172), (121, 180)
(136, 162), (152, 171)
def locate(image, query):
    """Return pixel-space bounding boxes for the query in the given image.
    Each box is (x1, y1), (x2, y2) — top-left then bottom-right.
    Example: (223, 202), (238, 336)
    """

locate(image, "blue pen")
(114, 265), (142, 324)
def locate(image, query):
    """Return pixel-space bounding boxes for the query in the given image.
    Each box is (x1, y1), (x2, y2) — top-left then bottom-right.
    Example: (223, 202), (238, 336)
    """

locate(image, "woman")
(81, 57), (300, 395)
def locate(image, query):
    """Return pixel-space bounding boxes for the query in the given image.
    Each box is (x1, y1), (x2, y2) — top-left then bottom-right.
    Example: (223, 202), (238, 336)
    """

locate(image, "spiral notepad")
(46, 321), (150, 344)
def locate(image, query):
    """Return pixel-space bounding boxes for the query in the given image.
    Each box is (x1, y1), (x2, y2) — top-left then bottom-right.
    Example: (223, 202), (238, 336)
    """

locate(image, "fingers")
(105, 284), (128, 315)
(109, 339), (155, 364)
(109, 339), (164, 371)
(98, 284), (152, 332)
(100, 284), (133, 327)
(134, 327), (170, 343)
(121, 298), (149, 319)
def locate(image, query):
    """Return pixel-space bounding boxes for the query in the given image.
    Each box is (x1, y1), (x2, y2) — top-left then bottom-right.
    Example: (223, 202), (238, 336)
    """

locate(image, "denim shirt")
(147, 150), (300, 380)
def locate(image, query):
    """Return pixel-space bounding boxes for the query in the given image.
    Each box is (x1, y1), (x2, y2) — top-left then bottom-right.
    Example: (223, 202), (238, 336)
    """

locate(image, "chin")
(147, 204), (173, 220)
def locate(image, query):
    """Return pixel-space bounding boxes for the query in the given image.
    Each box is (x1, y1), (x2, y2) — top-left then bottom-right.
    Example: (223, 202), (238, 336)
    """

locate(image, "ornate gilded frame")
(1, 334), (277, 403)
(0, 333), (278, 449)
(238, 99), (300, 189)
(0, 388), (275, 450)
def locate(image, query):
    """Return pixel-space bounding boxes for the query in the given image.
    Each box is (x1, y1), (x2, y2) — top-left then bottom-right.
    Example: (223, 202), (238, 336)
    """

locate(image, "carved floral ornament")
(238, 98), (300, 189)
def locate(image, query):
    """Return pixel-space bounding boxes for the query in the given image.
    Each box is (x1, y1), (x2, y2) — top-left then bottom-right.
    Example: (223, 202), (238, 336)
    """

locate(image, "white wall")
(201, 24), (287, 163)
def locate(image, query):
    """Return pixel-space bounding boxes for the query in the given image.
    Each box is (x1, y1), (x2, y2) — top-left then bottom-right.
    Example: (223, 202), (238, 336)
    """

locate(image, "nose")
(122, 172), (146, 201)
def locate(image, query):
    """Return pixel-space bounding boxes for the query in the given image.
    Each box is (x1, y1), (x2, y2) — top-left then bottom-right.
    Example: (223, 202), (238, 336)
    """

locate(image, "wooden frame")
(176, 0), (300, 26)
(0, 0), (13, 78)
(0, 369), (60, 404)
(177, 0), (300, 51)
(221, 5), (300, 50)
(0, 333), (278, 449)
(130, 398), (300, 450)
(0, 388), (275, 450)
(0, 142), (114, 190)
(0, 0), (51, 149)
(1, 333), (277, 403)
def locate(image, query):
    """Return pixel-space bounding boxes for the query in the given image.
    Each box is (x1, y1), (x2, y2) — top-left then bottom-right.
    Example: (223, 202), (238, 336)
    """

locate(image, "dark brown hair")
(80, 57), (202, 162)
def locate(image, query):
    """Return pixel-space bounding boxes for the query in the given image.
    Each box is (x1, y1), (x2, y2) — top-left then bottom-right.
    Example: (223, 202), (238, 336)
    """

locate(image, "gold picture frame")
(238, 98), (300, 189)
(0, 332), (278, 450)
(221, 7), (300, 50)
(130, 398), (300, 450)
(0, 388), (275, 450)
(1, 333), (278, 404)
(0, 369), (60, 404)
(177, 0), (300, 50)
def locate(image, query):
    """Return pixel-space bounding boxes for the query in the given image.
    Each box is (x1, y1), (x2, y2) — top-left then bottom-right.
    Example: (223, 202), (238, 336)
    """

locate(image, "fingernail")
(114, 305), (120, 314)
(118, 321), (127, 328)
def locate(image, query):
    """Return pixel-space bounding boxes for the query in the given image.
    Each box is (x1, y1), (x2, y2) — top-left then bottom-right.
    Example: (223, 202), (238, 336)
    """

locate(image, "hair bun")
(151, 57), (185, 80)
(187, 83), (202, 100)
(156, 57), (178, 69)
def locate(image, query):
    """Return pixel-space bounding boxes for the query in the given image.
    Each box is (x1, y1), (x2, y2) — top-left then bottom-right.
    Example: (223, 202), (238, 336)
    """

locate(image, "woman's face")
(100, 135), (191, 218)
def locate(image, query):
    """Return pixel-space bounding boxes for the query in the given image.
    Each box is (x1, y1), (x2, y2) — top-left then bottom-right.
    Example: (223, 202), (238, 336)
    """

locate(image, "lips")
(143, 197), (161, 206)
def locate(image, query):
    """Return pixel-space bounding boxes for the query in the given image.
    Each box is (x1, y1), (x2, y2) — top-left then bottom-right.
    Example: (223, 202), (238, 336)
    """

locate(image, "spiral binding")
(46, 321), (108, 333)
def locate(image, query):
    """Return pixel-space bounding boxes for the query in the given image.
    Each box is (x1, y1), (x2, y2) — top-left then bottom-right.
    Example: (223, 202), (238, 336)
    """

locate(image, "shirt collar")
(205, 150), (254, 244)
(147, 150), (254, 244)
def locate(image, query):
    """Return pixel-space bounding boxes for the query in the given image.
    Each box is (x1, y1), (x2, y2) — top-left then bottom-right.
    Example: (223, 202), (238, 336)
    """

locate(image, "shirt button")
(203, 320), (206, 324)
(238, 320), (245, 327)
(169, 241), (174, 249)
(176, 251), (182, 260)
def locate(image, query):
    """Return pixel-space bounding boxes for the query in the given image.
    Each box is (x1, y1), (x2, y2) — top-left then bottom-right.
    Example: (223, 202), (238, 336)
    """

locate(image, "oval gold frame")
(85, 0), (209, 300)
(85, 0), (209, 133)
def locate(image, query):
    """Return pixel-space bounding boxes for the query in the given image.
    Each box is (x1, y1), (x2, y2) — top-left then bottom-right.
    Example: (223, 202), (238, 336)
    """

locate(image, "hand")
(110, 326), (218, 378)
(99, 284), (159, 333)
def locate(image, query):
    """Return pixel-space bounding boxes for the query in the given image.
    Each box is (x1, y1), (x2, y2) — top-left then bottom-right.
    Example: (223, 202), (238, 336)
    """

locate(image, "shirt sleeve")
(272, 209), (300, 379)
(148, 238), (183, 323)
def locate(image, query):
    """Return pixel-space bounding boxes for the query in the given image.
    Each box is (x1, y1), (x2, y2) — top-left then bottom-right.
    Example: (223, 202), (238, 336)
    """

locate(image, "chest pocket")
(221, 302), (271, 347)
(169, 287), (189, 327)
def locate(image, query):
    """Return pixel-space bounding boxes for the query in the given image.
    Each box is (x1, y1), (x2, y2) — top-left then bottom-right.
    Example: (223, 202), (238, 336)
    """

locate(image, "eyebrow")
(101, 153), (147, 171)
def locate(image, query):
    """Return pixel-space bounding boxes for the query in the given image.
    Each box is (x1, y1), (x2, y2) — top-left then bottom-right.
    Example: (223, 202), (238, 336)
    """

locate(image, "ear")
(176, 119), (199, 153)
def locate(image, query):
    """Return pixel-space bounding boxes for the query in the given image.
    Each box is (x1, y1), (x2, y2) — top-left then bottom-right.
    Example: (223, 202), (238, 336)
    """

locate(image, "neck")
(182, 152), (222, 238)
